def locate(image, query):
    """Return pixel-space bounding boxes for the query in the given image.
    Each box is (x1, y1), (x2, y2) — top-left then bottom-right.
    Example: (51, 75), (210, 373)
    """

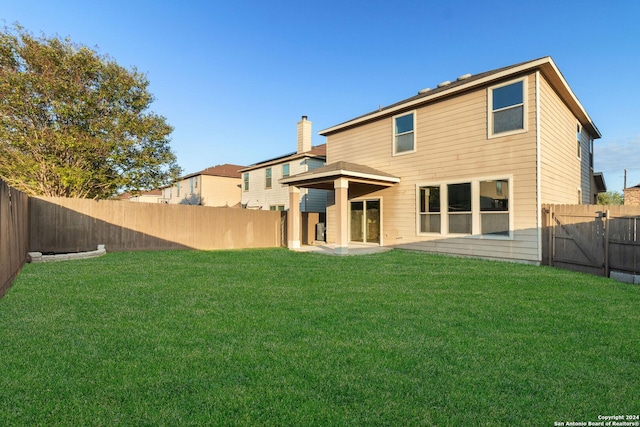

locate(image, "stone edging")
(28, 245), (106, 263)
(610, 270), (640, 285)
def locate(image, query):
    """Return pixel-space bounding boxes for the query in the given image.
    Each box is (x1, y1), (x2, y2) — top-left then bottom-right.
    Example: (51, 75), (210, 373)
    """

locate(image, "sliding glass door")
(350, 199), (380, 244)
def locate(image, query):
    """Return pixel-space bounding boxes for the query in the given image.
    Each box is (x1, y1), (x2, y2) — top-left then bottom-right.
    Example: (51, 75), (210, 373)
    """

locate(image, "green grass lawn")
(1, 249), (638, 426)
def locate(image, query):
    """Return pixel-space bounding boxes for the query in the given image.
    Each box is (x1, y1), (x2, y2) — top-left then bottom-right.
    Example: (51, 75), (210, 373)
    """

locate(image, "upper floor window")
(393, 112), (415, 155)
(243, 173), (249, 191)
(176, 182), (181, 197)
(489, 79), (525, 136)
(265, 168), (272, 189)
(282, 163), (290, 178)
(189, 178), (194, 194)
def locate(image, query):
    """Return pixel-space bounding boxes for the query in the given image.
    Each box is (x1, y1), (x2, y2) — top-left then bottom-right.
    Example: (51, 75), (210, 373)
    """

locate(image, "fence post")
(550, 205), (555, 267)
(604, 209), (610, 278)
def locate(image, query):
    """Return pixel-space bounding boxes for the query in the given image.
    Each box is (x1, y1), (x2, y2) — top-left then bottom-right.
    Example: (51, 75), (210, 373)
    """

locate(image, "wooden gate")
(542, 204), (640, 277)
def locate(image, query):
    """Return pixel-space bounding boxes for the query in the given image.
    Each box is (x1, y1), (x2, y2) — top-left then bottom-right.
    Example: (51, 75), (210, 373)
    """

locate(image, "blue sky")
(3, 0), (639, 192)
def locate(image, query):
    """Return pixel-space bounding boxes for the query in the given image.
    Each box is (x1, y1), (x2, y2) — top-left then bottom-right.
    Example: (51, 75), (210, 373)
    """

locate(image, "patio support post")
(334, 178), (349, 255)
(288, 186), (301, 249)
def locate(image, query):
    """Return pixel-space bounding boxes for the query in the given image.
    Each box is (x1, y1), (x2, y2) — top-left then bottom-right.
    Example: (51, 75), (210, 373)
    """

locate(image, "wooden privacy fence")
(0, 179), (29, 297)
(31, 197), (286, 253)
(542, 204), (640, 277)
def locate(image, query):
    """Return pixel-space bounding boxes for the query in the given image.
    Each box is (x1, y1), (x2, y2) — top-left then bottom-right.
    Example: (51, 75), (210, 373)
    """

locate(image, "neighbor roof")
(239, 144), (326, 173)
(320, 56), (601, 139)
(181, 163), (245, 180)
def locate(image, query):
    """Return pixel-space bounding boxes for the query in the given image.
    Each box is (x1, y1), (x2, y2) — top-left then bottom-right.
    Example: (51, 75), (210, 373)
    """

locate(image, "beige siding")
(200, 175), (242, 207)
(539, 74), (589, 204)
(130, 194), (162, 203)
(326, 73), (541, 263)
(164, 175), (241, 207)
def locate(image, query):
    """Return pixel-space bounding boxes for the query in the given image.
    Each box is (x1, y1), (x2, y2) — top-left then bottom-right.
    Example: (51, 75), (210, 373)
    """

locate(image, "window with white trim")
(480, 180), (509, 236)
(417, 178), (511, 238)
(265, 168), (272, 189)
(393, 112), (415, 154)
(576, 123), (582, 159)
(419, 186), (441, 233)
(243, 173), (249, 191)
(489, 79), (525, 136)
(448, 183), (472, 234)
(282, 163), (290, 178)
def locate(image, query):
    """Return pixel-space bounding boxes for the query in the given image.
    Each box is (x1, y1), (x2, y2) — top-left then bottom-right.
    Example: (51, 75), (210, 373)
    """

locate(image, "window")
(589, 138), (594, 169)
(176, 182), (181, 197)
(269, 205), (285, 211)
(189, 178), (194, 194)
(490, 80), (524, 136)
(265, 168), (272, 189)
(576, 123), (582, 159)
(448, 183), (472, 234)
(393, 112), (415, 154)
(417, 178), (511, 238)
(282, 163), (290, 178)
(419, 186), (441, 233)
(243, 173), (249, 191)
(480, 180), (509, 236)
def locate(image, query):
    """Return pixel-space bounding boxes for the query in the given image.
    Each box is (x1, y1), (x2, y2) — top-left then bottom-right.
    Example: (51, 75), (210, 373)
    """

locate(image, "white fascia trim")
(280, 169), (400, 185)
(544, 60), (602, 139)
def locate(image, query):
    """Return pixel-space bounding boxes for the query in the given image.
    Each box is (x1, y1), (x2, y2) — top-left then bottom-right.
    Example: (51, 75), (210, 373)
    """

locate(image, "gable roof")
(320, 56), (601, 139)
(239, 144), (326, 173)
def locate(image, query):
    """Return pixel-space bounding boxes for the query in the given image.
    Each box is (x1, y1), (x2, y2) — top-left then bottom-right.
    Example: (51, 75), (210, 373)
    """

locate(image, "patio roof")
(279, 161), (400, 190)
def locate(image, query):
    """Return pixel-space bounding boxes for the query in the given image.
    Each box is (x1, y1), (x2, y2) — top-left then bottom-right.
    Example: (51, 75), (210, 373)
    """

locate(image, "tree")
(597, 190), (624, 205)
(0, 25), (181, 199)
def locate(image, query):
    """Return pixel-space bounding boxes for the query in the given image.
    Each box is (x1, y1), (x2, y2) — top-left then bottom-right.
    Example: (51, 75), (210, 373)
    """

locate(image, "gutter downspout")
(536, 71), (543, 264)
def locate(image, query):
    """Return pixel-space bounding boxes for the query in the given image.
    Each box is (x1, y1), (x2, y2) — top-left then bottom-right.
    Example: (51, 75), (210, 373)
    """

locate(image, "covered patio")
(280, 161), (400, 255)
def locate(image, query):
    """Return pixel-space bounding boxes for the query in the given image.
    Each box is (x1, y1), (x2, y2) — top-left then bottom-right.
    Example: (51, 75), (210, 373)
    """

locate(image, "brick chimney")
(297, 116), (312, 154)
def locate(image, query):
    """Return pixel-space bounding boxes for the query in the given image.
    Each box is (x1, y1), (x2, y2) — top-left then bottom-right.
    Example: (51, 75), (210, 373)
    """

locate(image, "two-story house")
(240, 116), (328, 243)
(282, 57), (606, 261)
(160, 163), (245, 207)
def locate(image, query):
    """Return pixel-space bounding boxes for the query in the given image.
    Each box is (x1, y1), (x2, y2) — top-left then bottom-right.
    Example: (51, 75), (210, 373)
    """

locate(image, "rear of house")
(283, 57), (602, 262)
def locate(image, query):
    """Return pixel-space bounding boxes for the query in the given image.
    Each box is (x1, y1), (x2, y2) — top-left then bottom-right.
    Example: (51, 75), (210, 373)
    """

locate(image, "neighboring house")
(113, 189), (162, 203)
(240, 116), (327, 211)
(592, 172), (607, 204)
(130, 189), (163, 203)
(282, 56), (606, 262)
(160, 164), (245, 207)
(624, 184), (640, 206)
(240, 116), (328, 243)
